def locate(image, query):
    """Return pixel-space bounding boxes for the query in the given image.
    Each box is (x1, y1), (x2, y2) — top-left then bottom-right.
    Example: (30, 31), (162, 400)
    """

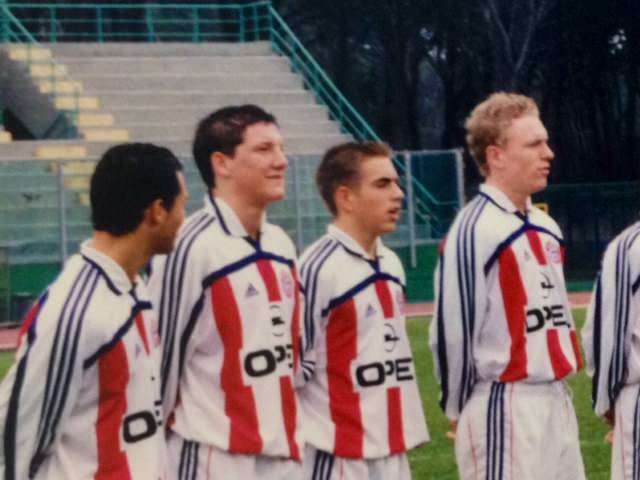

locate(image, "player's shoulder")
(379, 244), (406, 284)
(262, 222), (297, 259)
(299, 234), (343, 287)
(605, 220), (640, 259)
(529, 205), (562, 238)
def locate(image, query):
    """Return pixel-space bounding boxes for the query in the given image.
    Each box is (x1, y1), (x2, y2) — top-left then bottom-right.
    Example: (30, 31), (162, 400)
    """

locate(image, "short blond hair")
(465, 92), (539, 176)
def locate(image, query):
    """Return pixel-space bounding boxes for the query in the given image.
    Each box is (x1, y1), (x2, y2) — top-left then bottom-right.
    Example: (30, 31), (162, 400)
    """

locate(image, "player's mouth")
(388, 207), (401, 219)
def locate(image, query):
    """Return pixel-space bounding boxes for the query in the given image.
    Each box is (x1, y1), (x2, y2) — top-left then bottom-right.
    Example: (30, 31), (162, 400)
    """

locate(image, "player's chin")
(379, 219), (399, 234)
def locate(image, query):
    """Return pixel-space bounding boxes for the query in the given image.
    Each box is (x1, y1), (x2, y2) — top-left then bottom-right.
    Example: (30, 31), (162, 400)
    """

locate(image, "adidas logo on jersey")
(245, 282), (259, 298)
(365, 304), (377, 318)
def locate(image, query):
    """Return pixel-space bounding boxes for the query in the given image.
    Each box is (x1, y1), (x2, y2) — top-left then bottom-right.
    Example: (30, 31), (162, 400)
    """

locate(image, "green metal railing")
(1, 3), (79, 136)
(267, 6), (460, 236)
(5, 2), (272, 42)
(3, 1), (459, 236)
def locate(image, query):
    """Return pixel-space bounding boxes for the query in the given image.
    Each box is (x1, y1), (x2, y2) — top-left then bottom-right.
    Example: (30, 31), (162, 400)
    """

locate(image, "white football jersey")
(0, 242), (164, 480)
(147, 195), (302, 460)
(298, 225), (429, 459)
(583, 221), (640, 416)
(430, 184), (582, 421)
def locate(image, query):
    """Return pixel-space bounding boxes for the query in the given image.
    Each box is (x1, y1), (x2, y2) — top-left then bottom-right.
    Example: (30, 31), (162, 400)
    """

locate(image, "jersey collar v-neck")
(205, 193), (266, 242)
(80, 240), (140, 296)
(479, 183), (533, 217)
(327, 224), (385, 262)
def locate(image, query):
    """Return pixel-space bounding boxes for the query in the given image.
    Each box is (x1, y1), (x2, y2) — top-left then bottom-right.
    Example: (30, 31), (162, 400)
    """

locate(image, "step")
(45, 41), (273, 58)
(48, 161), (97, 175)
(77, 113), (114, 127)
(109, 105), (329, 124)
(120, 121), (341, 139)
(35, 145), (88, 159)
(30, 64), (68, 77)
(6, 47), (52, 61)
(55, 96), (100, 110)
(94, 90), (316, 108)
(81, 129), (130, 142)
(37, 80), (83, 94)
(59, 56), (291, 75)
(72, 73), (303, 91)
(0, 134), (351, 160)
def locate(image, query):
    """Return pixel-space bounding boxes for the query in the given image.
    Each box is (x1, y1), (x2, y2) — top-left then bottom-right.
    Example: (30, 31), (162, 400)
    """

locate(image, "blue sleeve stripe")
(4, 293), (48, 480)
(31, 266), (99, 476)
(159, 213), (213, 397)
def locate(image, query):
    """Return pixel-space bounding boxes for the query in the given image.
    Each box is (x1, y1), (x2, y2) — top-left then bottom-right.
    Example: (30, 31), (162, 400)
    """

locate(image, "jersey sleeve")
(147, 244), (207, 422)
(429, 222), (489, 421)
(298, 252), (332, 386)
(0, 293), (88, 479)
(582, 236), (638, 416)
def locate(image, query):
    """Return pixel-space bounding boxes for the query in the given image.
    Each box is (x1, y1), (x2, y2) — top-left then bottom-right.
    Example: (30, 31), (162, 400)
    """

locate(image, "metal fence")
(0, 150), (462, 321)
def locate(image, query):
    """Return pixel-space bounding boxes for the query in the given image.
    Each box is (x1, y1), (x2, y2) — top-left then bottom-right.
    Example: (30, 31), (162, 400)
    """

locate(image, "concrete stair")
(0, 41), (353, 265)
(40, 41), (349, 156)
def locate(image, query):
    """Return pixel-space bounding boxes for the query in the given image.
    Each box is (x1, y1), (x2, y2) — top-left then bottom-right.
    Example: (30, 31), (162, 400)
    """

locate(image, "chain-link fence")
(0, 150), (462, 320)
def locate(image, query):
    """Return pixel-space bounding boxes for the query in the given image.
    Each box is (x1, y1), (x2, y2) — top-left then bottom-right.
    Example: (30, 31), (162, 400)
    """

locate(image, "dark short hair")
(192, 104), (277, 188)
(91, 143), (183, 235)
(316, 141), (392, 216)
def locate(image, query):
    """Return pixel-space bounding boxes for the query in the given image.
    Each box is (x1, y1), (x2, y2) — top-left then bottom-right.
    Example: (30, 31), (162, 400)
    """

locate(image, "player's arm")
(0, 293), (87, 479)
(297, 250), (332, 386)
(429, 228), (487, 422)
(147, 246), (206, 420)
(582, 237), (635, 417)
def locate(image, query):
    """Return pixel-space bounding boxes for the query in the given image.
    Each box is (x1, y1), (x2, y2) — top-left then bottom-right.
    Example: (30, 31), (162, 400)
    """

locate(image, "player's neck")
(92, 231), (149, 282)
(484, 178), (529, 214)
(213, 189), (264, 240)
(334, 218), (378, 258)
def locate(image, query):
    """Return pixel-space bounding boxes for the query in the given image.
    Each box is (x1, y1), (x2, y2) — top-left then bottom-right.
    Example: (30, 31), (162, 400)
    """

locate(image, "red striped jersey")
(583, 222), (640, 417)
(298, 225), (429, 459)
(430, 184), (582, 421)
(147, 195), (302, 460)
(0, 242), (164, 480)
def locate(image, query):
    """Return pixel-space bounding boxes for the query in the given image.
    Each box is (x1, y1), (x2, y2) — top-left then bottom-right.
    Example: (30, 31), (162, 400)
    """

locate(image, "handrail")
(267, 5), (453, 229)
(1, 4), (79, 137)
(2, 2), (458, 237)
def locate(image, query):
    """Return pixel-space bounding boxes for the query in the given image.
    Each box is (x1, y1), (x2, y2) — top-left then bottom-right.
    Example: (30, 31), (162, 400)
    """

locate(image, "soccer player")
(0, 143), (188, 479)
(147, 105), (302, 478)
(298, 141), (429, 479)
(430, 92), (585, 479)
(582, 221), (640, 479)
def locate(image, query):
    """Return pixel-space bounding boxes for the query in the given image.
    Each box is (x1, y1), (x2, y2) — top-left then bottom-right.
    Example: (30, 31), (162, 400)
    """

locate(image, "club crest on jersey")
(270, 304), (285, 337)
(245, 282), (259, 298)
(545, 240), (562, 264)
(280, 270), (294, 298)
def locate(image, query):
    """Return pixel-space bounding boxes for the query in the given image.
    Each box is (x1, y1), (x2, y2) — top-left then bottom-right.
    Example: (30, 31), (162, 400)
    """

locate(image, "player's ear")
(334, 184), (354, 214)
(144, 199), (168, 226)
(212, 151), (232, 180)
(485, 144), (503, 173)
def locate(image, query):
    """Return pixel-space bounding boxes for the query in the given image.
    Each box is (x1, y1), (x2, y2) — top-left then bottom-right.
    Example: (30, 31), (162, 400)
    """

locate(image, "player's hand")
(604, 430), (614, 444)
(604, 409), (615, 427)
(446, 420), (457, 440)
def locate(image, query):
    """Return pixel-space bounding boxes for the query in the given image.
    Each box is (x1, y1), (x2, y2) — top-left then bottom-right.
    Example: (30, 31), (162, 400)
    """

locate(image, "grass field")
(0, 308), (608, 479)
(406, 308), (610, 479)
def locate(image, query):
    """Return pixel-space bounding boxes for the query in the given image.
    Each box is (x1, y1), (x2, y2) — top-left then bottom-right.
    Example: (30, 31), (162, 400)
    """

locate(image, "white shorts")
(302, 445), (411, 480)
(455, 381), (585, 480)
(611, 383), (640, 479)
(167, 432), (303, 480)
